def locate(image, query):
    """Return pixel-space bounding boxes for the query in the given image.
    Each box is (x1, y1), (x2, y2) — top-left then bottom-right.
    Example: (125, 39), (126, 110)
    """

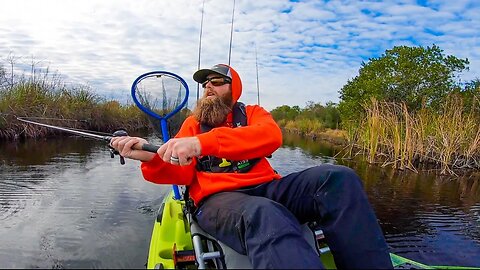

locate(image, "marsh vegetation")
(271, 45), (480, 175)
(2, 44), (479, 175)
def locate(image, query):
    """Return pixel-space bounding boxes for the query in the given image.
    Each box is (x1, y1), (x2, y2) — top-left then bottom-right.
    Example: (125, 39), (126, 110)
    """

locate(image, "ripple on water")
(0, 165), (58, 222)
(2, 137), (480, 268)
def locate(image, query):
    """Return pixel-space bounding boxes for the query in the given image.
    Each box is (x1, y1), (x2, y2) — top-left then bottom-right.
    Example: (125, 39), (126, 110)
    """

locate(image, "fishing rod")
(255, 43), (260, 105)
(228, 0), (236, 65)
(16, 117), (160, 164)
(196, 0), (205, 101)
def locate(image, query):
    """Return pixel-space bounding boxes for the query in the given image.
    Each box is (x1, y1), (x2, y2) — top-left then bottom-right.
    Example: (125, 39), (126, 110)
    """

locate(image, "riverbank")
(281, 119), (479, 177)
(0, 70), (149, 140)
(281, 126), (348, 146)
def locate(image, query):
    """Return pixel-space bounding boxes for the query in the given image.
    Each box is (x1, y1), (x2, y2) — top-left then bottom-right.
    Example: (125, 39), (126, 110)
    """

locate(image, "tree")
(300, 101), (341, 129)
(457, 78), (480, 115)
(270, 105), (301, 121)
(338, 45), (469, 122)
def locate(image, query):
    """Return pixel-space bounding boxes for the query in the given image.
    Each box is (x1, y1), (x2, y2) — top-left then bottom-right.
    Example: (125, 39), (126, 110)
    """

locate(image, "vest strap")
(196, 102), (260, 174)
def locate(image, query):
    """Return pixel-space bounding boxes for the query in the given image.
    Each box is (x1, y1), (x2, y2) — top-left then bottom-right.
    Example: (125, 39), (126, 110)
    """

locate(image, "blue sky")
(1, 0), (479, 111)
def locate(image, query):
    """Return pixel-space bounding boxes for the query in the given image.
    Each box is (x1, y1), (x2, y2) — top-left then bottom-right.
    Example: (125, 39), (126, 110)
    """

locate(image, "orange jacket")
(140, 105), (283, 205)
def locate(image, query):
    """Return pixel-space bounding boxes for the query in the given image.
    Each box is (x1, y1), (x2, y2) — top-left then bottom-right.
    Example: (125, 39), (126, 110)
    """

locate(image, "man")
(110, 64), (393, 269)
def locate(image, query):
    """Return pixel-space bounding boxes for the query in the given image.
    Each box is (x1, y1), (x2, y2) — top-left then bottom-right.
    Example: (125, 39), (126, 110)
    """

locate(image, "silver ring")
(170, 156), (179, 163)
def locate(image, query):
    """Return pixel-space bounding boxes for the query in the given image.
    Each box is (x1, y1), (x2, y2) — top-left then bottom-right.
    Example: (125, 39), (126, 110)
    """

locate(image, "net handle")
(130, 70), (189, 201)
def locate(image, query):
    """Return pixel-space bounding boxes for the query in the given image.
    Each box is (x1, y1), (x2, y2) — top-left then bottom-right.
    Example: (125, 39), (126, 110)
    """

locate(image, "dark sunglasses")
(202, 77), (231, 88)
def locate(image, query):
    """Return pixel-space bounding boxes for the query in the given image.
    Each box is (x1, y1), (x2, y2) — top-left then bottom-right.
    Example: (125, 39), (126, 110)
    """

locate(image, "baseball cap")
(193, 64), (232, 83)
(193, 64), (243, 103)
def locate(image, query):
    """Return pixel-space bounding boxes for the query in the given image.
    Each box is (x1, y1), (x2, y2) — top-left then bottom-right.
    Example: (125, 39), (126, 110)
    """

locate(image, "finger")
(115, 137), (128, 152)
(124, 137), (140, 149)
(170, 155), (180, 165)
(157, 141), (168, 158)
(110, 136), (123, 148)
(161, 143), (174, 163)
(121, 138), (141, 157)
(178, 155), (193, 166)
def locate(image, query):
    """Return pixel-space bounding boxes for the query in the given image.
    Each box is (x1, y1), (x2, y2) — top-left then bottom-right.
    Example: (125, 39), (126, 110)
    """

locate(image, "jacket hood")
(193, 64), (242, 103)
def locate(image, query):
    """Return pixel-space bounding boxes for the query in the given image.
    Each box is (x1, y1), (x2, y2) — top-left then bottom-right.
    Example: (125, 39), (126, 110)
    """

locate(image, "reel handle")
(111, 129), (128, 165)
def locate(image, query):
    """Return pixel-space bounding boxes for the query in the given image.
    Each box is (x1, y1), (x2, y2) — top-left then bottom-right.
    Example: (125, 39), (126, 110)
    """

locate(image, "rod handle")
(141, 143), (160, 153)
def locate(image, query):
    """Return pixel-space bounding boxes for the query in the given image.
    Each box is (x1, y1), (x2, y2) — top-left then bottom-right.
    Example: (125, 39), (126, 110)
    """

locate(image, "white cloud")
(1, 0), (479, 111)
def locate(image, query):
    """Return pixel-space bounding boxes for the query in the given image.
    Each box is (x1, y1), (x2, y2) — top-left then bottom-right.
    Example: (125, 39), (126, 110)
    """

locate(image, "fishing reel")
(108, 129), (128, 165)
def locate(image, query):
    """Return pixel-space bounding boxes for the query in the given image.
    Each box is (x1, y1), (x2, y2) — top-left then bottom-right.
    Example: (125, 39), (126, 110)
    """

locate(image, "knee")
(312, 165), (369, 215)
(314, 164), (365, 194)
(333, 165), (362, 185)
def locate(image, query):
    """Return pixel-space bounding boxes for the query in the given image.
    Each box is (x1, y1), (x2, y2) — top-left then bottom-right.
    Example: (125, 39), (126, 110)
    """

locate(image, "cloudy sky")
(1, 0), (479, 111)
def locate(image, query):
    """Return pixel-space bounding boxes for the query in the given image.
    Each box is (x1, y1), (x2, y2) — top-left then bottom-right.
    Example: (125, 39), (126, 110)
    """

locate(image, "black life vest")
(195, 102), (261, 173)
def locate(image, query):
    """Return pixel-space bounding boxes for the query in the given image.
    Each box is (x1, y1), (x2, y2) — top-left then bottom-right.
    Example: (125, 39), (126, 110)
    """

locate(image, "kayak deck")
(147, 193), (479, 269)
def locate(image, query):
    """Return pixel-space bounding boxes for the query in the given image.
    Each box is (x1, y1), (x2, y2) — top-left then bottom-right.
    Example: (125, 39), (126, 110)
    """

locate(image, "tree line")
(270, 44), (479, 175)
(2, 45), (479, 174)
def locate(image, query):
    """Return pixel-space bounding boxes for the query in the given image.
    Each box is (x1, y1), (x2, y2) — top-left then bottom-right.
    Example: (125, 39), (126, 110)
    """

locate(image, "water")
(280, 134), (480, 267)
(0, 134), (479, 268)
(0, 137), (169, 268)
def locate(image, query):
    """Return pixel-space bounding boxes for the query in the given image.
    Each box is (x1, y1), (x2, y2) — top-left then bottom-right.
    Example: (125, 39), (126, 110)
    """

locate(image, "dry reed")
(348, 95), (479, 175)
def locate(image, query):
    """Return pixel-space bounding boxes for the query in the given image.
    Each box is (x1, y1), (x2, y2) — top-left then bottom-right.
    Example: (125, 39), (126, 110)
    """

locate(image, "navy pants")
(194, 164), (393, 269)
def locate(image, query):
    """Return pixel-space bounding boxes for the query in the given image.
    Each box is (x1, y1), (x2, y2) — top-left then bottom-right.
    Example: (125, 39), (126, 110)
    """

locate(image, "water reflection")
(0, 133), (479, 268)
(0, 136), (168, 268)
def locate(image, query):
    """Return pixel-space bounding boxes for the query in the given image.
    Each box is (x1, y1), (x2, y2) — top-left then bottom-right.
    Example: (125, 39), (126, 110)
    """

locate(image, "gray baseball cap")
(193, 64), (232, 83)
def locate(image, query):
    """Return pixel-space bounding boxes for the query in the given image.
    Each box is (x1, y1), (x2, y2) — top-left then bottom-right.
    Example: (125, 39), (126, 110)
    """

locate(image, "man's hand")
(158, 137), (201, 166)
(110, 136), (156, 162)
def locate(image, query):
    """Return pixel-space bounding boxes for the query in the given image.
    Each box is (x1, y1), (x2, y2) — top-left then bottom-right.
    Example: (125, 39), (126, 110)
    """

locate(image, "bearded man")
(110, 64), (393, 269)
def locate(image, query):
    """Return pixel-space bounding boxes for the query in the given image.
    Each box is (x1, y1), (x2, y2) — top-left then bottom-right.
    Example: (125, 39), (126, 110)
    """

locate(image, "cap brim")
(193, 69), (229, 83)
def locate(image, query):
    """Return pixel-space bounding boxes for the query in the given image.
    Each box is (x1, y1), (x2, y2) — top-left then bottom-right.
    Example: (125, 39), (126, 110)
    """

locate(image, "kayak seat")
(189, 218), (320, 269)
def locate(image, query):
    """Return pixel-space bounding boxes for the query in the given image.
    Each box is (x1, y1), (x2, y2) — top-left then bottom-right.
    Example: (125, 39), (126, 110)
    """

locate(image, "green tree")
(323, 101), (341, 129)
(456, 78), (480, 115)
(338, 44), (469, 122)
(270, 105), (301, 121)
(300, 101), (341, 129)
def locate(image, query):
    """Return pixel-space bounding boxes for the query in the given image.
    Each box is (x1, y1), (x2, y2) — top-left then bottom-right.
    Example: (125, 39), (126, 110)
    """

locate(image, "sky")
(1, 0), (479, 111)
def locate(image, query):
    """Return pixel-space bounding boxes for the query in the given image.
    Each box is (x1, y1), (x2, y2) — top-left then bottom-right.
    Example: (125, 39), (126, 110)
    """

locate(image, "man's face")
(192, 74), (233, 127)
(202, 74), (232, 105)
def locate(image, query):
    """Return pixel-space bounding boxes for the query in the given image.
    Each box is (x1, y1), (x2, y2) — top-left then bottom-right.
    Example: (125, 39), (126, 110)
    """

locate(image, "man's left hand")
(158, 137), (202, 166)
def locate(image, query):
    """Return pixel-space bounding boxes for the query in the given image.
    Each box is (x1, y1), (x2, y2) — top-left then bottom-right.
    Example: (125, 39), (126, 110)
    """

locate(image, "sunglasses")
(202, 77), (231, 88)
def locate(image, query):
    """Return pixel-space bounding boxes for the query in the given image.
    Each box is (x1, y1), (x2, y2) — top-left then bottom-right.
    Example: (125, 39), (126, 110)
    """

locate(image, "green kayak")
(146, 191), (478, 269)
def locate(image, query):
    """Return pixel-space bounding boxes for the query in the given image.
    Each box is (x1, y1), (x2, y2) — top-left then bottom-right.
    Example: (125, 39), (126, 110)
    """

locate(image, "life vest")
(196, 102), (261, 173)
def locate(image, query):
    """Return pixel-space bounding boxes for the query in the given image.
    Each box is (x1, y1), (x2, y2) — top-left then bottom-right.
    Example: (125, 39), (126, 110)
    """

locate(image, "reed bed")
(346, 96), (480, 175)
(283, 118), (324, 137)
(0, 69), (149, 140)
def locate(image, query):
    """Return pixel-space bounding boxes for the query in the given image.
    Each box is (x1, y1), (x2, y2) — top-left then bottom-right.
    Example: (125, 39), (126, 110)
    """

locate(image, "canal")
(0, 133), (479, 268)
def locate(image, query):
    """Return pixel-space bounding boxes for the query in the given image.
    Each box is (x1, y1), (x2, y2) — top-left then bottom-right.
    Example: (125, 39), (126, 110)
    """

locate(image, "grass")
(0, 63), (149, 140)
(345, 95), (480, 175)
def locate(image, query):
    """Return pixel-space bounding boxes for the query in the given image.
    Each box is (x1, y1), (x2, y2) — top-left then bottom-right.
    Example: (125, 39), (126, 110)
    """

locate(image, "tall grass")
(347, 95), (480, 175)
(283, 118), (324, 137)
(0, 61), (149, 140)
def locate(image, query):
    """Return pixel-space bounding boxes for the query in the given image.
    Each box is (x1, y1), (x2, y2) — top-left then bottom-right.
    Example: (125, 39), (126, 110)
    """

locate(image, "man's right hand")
(110, 136), (156, 162)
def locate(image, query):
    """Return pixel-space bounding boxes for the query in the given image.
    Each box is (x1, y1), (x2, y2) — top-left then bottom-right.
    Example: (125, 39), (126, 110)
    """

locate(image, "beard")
(192, 91), (233, 127)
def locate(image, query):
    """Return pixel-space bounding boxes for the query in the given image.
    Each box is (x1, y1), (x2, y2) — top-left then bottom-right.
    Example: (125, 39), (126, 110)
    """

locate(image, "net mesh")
(133, 73), (189, 140)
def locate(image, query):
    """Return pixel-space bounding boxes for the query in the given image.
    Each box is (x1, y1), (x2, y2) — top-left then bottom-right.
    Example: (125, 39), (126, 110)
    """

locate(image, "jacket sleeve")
(140, 116), (198, 185)
(196, 105), (282, 160)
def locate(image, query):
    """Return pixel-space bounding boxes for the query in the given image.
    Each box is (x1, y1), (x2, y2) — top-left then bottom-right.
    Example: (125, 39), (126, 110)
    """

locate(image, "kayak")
(146, 191), (479, 269)
(389, 253), (478, 269)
